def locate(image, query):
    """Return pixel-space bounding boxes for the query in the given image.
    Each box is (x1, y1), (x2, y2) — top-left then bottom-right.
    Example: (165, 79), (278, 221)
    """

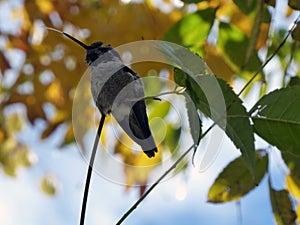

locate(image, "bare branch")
(115, 123), (216, 225)
(237, 13), (300, 97)
(80, 115), (106, 225)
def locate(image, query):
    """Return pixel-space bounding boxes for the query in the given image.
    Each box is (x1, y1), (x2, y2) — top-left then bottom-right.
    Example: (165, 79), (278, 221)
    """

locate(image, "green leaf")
(164, 8), (216, 47)
(251, 86), (300, 155)
(207, 150), (268, 203)
(174, 69), (255, 173)
(148, 101), (171, 119)
(269, 181), (297, 225)
(163, 124), (181, 154)
(218, 22), (263, 74)
(185, 94), (202, 145)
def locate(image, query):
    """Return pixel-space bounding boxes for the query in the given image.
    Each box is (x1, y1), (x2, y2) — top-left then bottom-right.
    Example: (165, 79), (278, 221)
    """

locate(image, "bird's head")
(85, 42), (121, 65)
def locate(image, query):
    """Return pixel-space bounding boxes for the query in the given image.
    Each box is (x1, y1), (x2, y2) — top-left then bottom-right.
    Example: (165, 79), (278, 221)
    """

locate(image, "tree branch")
(237, 13), (300, 97)
(80, 115), (106, 225)
(115, 123), (216, 225)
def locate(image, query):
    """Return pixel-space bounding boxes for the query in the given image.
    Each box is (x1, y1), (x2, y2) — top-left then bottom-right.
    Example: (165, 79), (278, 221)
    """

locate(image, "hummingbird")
(46, 28), (158, 158)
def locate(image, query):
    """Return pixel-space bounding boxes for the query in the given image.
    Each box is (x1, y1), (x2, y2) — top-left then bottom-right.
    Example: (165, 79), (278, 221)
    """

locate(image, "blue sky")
(0, 119), (281, 225)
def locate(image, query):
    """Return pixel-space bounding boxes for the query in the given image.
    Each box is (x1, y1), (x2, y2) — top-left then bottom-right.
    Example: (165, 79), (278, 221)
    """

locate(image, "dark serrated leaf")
(174, 69), (255, 173)
(251, 86), (300, 155)
(185, 94), (202, 145)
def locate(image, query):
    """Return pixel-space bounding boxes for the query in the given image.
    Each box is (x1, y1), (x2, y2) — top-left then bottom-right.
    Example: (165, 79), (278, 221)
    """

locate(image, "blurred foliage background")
(0, 0), (299, 207)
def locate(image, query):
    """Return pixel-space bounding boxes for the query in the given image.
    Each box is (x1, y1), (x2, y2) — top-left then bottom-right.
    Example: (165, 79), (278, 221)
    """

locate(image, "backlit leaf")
(164, 8), (216, 48)
(162, 124), (181, 154)
(207, 150), (268, 203)
(148, 101), (171, 119)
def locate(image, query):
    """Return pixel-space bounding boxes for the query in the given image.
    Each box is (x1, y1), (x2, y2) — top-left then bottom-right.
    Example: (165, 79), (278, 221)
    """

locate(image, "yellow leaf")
(35, 0), (54, 14)
(286, 7), (294, 17)
(40, 174), (58, 196)
(198, 0), (220, 9)
(45, 79), (65, 106)
(286, 174), (300, 200)
(6, 113), (23, 134)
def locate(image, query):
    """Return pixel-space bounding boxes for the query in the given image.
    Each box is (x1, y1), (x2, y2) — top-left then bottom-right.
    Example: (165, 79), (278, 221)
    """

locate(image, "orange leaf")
(204, 43), (234, 81)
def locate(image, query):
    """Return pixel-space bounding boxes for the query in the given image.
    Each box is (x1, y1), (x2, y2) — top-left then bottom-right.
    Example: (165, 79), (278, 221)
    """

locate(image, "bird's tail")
(143, 147), (158, 158)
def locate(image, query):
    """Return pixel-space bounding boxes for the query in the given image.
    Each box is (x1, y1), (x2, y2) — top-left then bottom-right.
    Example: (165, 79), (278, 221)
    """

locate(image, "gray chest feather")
(89, 62), (143, 115)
